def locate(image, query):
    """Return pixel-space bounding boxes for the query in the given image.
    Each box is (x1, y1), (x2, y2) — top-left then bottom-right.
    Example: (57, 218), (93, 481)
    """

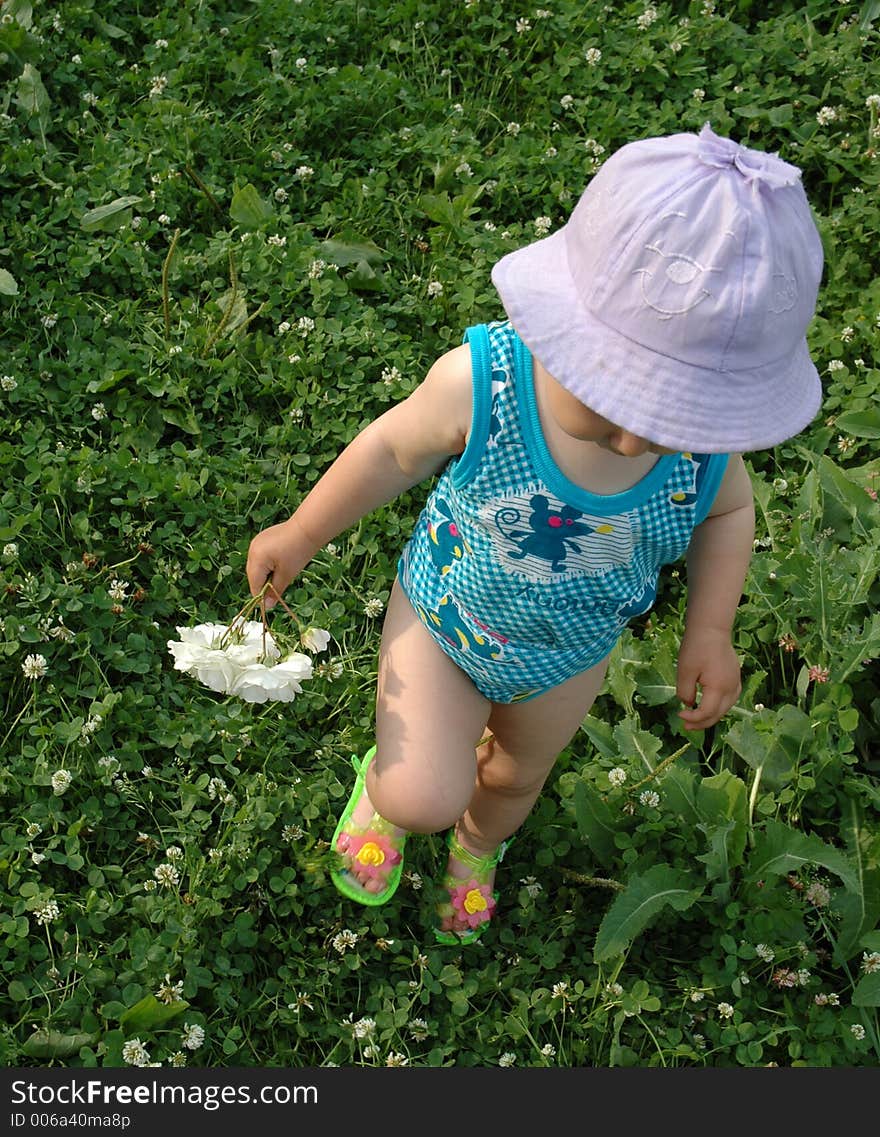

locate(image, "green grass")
(1, 0), (879, 1068)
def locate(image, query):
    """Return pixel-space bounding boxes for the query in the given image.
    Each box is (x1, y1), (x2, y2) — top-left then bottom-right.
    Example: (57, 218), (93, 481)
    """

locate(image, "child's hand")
(675, 626), (742, 731)
(245, 519), (311, 610)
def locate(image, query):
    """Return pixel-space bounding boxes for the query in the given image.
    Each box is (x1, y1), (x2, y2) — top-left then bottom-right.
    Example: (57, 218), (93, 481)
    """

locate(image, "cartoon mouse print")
(497, 494), (613, 573)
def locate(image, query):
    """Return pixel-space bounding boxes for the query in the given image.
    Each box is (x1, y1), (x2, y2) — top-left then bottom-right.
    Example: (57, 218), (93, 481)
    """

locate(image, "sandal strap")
(447, 831), (507, 874)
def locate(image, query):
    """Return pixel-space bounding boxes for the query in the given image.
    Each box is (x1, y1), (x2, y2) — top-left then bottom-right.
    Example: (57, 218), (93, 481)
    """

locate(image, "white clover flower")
(455, 161), (473, 177)
(717, 1002), (735, 1019)
(409, 1018), (428, 1041)
(332, 929), (358, 954)
(804, 881), (831, 907)
(540, 1043), (556, 1057)
(108, 578), (128, 601)
(520, 876), (543, 898)
(51, 769), (72, 795)
(308, 258), (327, 279)
(294, 165), (315, 179)
(165, 845), (183, 861)
(850, 1023), (866, 1040)
(516, 18), (531, 33)
(427, 280), (444, 298)
(689, 989), (705, 1003)
(156, 975), (184, 1004)
(639, 790), (660, 808)
(506, 122), (521, 136)
(296, 315), (315, 334)
(534, 216), (552, 235)
(841, 326), (854, 342)
(352, 1017), (376, 1039)
(267, 234), (287, 247)
(585, 47), (602, 64)
(363, 597), (385, 618)
(31, 852), (46, 865)
(867, 94), (880, 108)
(1, 375), (16, 391)
(551, 982), (569, 999)
(862, 951), (880, 974)
(692, 88), (706, 102)
(26, 822), (42, 839)
(122, 1038), (150, 1066)
(816, 106), (837, 125)
(282, 824), (304, 841)
(154, 862), (180, 888)
(498, 1052), (516, 1067)
(755, 943), (775, 962)
(560, 95), (574, 108)
(827, 359), (845, 372)
(3, 541), (18, 557)
(608, 767), (627, 787)
(155, 38), (169, 48)
(148, 75), (168, 98)
(22, 654), (49, 679)
(34, 899), (60, 925)
(301, 626), (331, 653)
(181, 1023), (205, 1050)
(637, 6), (659, 29)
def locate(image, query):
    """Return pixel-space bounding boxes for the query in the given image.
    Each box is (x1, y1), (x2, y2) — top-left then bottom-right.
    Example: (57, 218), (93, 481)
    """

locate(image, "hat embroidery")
(634, 213), (722, 320)
(769, 273), (798, 314)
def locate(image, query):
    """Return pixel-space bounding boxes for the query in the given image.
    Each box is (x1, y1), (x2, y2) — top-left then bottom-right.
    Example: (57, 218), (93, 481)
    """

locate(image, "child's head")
(491, 123), (824, 454)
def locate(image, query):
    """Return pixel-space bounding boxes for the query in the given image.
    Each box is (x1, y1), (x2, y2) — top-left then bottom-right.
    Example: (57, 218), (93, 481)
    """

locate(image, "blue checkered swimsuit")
(398, 321), (728, 703)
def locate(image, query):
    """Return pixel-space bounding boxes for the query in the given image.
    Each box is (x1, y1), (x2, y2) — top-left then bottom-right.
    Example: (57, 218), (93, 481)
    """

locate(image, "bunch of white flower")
(167, 599), (331, 704)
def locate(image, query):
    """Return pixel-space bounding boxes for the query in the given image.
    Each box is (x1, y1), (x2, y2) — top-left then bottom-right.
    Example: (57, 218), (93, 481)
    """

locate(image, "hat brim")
(491, 231), (822, 455)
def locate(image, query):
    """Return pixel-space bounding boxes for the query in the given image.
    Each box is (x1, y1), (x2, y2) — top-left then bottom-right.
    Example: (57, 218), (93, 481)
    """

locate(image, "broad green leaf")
(859, 1), (880, 30)
(5, 0), (33, 28)
(657, 765), (700, 825)
(22, 1030), (98, 1059)
(748, 819), (859, 893)
(695, 819), (740, 890)
(229, 183), (273, 230)
(851, 973), (880, 1007)
(14, 63), (50, 134)
(119, 994), (189, 1034)
(0, 269), (18, 295)
(572, 779), (617, 868)
(320, 233), (385, 268)
(578, 713), (616, 759)
(695, 769), (748, 825)
(612, 718), (662, 775)
(593, 864), (702, 962)
(80, 196), (142, 232)
(833, 408), (880, 440)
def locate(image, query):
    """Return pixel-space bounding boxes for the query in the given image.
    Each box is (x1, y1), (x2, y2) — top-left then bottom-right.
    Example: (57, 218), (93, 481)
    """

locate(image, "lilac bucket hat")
(491, 123), (824, 453)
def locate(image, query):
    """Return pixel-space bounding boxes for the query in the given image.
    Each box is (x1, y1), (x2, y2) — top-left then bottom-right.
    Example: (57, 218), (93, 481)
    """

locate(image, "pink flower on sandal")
(449, 879), (496, 930)
(338, 830), (402, 881)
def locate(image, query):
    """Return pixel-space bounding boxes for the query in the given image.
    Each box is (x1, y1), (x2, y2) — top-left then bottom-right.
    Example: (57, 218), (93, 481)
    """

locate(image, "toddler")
(246, 123), (824, 943)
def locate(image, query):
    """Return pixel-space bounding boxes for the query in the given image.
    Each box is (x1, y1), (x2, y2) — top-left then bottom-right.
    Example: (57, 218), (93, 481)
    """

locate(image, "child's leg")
(438, 655), (610, 934)
(335, 578), (490, 896)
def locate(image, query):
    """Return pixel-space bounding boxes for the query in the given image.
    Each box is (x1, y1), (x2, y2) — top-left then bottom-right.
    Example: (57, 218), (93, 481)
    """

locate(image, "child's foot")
(435, 829), (508, 944)
(331, 748), (407, 906)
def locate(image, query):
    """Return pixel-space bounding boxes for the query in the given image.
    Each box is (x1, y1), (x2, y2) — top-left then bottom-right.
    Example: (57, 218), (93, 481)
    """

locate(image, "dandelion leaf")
(0, 268), (18, 295)
(593, 863), (702, 963)
(748, 819), (859, 893)
(119, 994), (189, 1035)
(80, 196), (143, 232)
(230, 183), (274, 230)
(22, 1029), (99, 1059)
(573, 778), (617, 868)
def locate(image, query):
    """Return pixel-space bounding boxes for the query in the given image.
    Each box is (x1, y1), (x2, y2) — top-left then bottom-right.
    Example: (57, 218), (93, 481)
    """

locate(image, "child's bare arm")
(246, 345), (473, 605)
(677, 454), (755, 730)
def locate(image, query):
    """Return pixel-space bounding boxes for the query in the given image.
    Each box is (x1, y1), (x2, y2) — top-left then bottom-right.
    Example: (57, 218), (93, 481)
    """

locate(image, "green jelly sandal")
(434, 830), (509, 945)
(330, 747), (406, 907)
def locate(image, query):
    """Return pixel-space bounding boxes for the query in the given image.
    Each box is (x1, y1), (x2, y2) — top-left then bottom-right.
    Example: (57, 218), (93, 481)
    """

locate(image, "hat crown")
(565, 124), (823, 374)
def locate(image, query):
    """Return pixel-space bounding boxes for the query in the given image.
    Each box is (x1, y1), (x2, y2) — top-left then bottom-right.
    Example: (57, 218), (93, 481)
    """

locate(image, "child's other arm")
(246, 345), (473, 605)
(677, 454), (755, 730)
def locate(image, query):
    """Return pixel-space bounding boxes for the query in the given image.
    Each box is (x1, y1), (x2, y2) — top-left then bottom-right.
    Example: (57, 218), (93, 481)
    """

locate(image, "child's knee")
(369, 758), (471, 834)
